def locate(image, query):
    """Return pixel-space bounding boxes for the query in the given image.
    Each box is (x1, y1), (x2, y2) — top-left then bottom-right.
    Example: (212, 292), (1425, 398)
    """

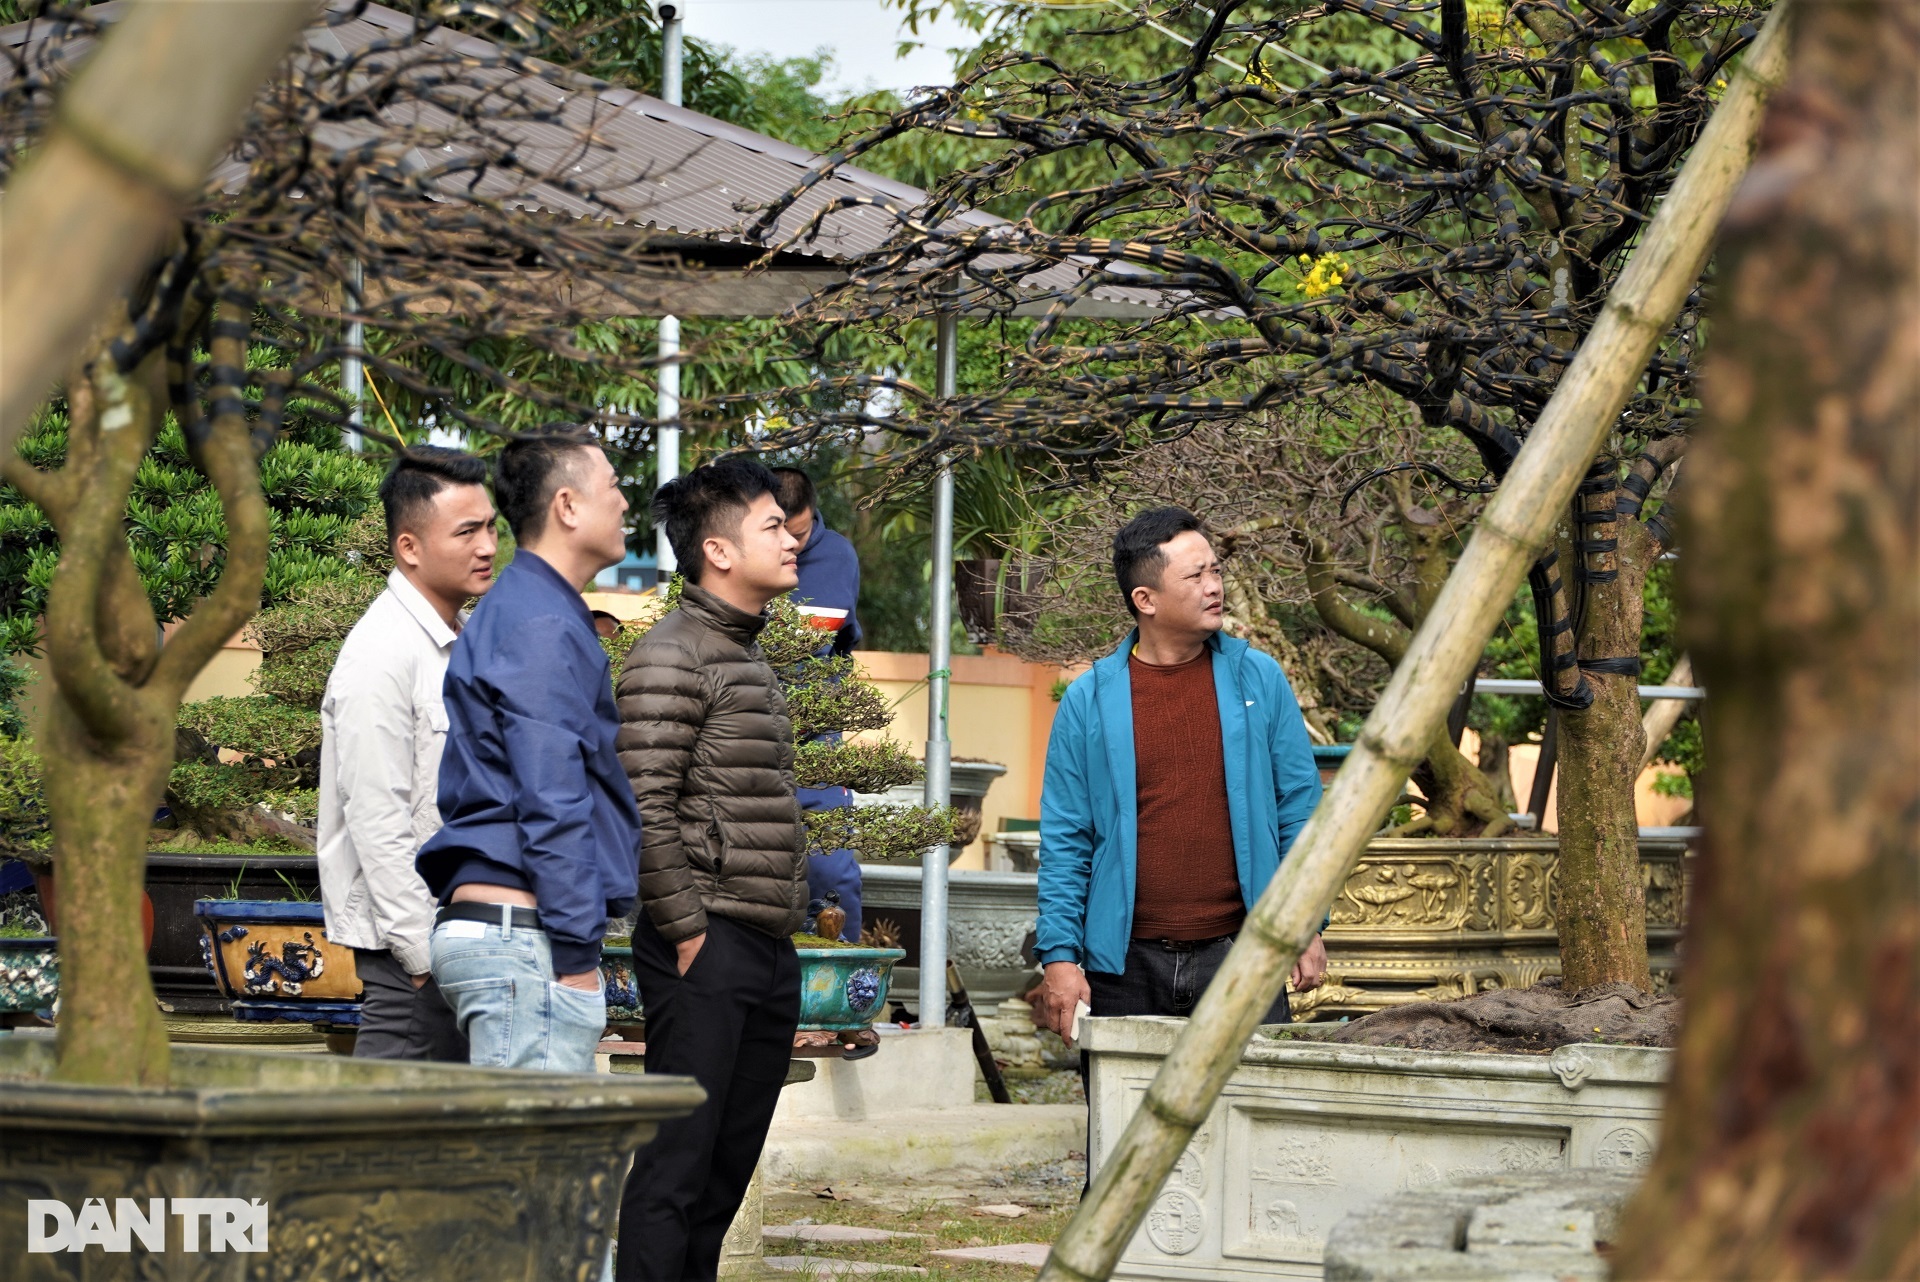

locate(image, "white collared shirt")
(316, 569), (459, 974)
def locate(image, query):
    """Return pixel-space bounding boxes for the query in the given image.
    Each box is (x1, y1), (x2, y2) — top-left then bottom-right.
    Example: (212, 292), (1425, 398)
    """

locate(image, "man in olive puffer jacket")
(613, 457), (804, 1282)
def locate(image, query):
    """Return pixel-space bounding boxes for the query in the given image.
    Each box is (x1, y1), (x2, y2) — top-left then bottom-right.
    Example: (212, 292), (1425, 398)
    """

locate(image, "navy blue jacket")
(417, 552), (641, 973)
(794, 512), (862, 657)
(793, 511), (863, 814)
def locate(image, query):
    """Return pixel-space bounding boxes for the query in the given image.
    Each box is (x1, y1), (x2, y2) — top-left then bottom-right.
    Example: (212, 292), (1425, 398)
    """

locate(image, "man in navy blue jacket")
(417, 432), (641, 1072)
(772, 467), (865, 940)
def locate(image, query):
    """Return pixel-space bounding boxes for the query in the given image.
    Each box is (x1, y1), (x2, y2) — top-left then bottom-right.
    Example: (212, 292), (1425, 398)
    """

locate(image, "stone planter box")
(0, 935), (57, 1017)
(1295, 836), (1689, 1022)
(1324, 1169), (1641, 1281)
(0, 1032), (702, 1278)
(1084, 1016), (1668, 1281)
(859, 865), (1037, 1010)
(194, 898), (361, 1030)
(858, 760), (1007, 859)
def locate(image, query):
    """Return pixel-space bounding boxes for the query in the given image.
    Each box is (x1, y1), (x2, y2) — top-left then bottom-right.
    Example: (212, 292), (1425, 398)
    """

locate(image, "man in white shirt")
(318, 446), (497, 1060)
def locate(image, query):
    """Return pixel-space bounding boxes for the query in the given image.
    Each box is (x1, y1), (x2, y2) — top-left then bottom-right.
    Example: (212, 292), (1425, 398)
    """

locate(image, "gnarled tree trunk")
(1613, 0), (1920, 1273)
(7, 305), (271, 1087)
(1555, 515), (1656, 990)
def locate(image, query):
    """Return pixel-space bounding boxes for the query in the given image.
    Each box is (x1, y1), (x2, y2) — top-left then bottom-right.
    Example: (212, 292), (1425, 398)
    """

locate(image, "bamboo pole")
(1037, 5), (1794, 1278)
(0, 0), (316, 449)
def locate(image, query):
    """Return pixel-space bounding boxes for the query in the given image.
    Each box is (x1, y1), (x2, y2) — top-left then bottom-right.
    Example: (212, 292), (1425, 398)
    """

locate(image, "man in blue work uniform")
(772, 467), (864, 941)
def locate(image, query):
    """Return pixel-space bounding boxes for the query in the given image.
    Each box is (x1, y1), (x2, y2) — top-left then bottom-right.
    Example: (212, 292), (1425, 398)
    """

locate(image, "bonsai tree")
(0, 4), (731, 1086)
(0, 399), (389, 850)
(601, 578), (959, 877)
(746, 0), (1769, 992)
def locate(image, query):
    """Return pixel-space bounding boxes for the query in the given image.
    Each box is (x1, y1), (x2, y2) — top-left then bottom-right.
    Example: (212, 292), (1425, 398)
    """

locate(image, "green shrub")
(0, 736), (46, 859)
(177, 696), (324, 765)
(804, 803), (960, 864)
(794, 739), (923, 793)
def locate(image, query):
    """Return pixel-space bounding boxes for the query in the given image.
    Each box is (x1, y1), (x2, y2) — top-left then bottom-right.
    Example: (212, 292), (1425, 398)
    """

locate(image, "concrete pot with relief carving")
(0, 1033), (701, 1280)
(1084, 1017), (1668, 1282)
(1289, 836), (1690, 1023)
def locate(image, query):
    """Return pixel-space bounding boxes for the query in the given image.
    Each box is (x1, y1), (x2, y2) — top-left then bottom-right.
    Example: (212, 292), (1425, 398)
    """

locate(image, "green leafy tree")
(751, 0), (1770, 993)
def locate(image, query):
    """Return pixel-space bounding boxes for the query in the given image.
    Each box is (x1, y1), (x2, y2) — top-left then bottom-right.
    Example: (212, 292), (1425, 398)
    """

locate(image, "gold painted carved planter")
(1291, 837), (1689, 1021)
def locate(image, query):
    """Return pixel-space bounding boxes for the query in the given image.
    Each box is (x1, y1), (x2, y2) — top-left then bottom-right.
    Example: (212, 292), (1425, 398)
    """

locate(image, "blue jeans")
(429, 912), (606, 1072)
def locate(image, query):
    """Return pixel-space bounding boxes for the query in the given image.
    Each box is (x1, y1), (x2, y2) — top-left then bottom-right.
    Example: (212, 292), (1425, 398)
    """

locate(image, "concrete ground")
(763, 1103), (1085, 1190)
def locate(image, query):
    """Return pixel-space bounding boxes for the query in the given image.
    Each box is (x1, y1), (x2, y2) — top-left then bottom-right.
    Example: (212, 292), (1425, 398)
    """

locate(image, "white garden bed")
(1084, 1016), (1669, 1281)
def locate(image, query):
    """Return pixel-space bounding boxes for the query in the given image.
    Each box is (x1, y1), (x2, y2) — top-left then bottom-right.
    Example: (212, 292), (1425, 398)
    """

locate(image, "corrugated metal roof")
(1, 1), (1164, 318)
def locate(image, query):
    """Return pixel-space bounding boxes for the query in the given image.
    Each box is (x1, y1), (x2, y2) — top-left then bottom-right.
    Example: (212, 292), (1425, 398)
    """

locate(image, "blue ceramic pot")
(600, 946), (641, 1021)
(797, 947), (905, 1031)
(0, 936), (57, 1015)
(598, 945), (905, 1032)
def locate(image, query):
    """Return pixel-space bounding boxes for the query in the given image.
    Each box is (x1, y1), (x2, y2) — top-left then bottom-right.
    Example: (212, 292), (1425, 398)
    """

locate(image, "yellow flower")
(1297, 252), (1348, 300)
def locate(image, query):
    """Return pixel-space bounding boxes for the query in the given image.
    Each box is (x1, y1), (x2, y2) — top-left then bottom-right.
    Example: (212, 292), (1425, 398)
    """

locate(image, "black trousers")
(617, 914), (799, 1282)
(350, 947), (469, 1062)
(1086, 934), (1291, 1023)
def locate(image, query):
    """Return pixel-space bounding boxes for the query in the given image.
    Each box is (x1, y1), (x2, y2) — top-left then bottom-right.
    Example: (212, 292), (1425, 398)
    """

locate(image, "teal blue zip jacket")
(1035, 630), (1324, 974)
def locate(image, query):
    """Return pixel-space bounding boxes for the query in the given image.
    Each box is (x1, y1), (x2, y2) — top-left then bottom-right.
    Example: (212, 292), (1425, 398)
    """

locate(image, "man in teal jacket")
(1035, 507), (1326, 1040)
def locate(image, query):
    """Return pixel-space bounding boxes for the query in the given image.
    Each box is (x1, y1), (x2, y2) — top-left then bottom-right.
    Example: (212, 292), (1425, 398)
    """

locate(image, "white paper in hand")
(1070, 999), (1091, 1048)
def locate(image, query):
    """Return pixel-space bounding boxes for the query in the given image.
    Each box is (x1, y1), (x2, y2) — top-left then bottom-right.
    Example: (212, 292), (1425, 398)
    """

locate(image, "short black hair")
(770, 467), (817, 519)
(379, 446), (491, 547)
(653, 458), (780, 583)
(1112, 506), (1207, 617)
(494, 427), (598, 543)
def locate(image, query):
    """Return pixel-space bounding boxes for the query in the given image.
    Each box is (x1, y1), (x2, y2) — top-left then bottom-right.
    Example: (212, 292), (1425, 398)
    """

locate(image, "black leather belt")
(436, 902), (542, 931)
(1139, 933), (1234, 953)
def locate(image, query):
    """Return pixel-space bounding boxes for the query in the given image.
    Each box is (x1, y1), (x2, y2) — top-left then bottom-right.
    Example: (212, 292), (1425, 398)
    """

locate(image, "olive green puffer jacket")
(615, 582), (806, 942)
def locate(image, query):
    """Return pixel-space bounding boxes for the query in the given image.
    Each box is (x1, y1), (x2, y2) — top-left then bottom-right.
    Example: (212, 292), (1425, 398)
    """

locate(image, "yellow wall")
(12, 632), (261, 734)
(850, 649), (1074, 869)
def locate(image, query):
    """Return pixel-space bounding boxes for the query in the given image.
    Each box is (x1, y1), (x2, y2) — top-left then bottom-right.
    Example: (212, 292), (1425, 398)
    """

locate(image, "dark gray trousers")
(1086, 934), (1291, 1023)
(351, 947), (469, 1062)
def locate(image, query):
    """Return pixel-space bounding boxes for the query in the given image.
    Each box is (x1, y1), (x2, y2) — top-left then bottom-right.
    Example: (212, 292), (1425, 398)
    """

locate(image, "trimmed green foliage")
(785, 661), (896, 742)
(804, 804), (961, 865)
(177, 696), (323, 763)
(0, 411), (383, 655)
(0, 736), (45, 859)
(794, 739), (924, 794)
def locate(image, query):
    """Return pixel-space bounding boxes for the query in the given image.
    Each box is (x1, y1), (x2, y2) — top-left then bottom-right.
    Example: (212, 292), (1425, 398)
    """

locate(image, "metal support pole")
(654, 3), (684, 571)
(919, 312), (958, 1028)
(341, 257), (364, 452)
(655, 314), (681, 572)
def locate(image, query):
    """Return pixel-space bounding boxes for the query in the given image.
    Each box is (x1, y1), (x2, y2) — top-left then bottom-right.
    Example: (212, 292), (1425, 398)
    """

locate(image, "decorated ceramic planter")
(596, 945), (904, 1033)
(148, 851), (321, 1012)
(1294, 836), (1690, 1022)
(0, 1033), (703, 1279)
(797, 947), (904, 1030)
(601, 944), (641, 1022)
(0, 935), (57, 1016)
(194, 898), (361, 1029)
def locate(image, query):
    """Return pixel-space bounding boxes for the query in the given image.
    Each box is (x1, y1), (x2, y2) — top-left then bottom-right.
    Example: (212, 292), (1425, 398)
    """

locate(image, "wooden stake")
(1037, 5), (1794, 1278)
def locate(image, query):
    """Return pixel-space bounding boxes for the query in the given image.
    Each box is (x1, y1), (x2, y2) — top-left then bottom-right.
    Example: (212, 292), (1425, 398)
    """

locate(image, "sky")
(678, 0), (980, 98)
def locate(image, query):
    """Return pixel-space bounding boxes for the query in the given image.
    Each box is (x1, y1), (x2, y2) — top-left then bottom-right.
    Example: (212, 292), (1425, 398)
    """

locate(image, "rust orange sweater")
(1128, 649), (1244, 940)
